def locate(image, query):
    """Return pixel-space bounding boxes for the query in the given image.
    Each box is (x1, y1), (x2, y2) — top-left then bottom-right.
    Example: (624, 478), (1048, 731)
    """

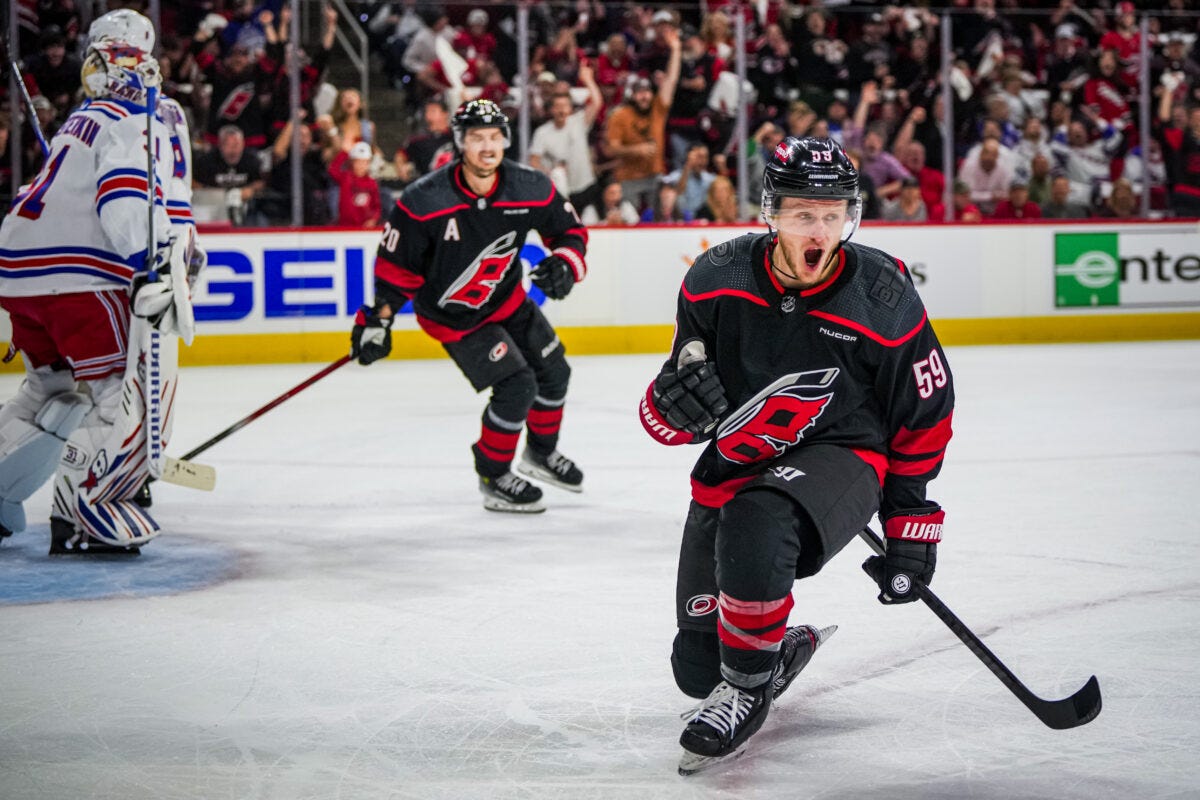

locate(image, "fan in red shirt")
(991, 182), (1042, 220)
(452, 9), (496, 62)
(1097, 1), (1142, 92)
(898, 137), (945, 220)
(330, 141), (382, 227)
(1083, 49), (1132, 131)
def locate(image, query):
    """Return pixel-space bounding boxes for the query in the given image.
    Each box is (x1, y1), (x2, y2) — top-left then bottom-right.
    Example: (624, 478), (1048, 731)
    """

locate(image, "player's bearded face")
(462, 128), (505, 177)
(770, 198), (849, 288)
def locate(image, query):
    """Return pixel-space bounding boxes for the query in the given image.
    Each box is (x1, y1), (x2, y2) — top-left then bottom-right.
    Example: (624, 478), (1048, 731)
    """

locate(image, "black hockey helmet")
(761, 136), (862, 242)
(451, 99), (512, 150)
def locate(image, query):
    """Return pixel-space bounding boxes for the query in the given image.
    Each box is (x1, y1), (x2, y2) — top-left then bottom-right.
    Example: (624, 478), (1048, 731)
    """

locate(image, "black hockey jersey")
(372, 159), (588, 342)
(640, 233), (954, 516)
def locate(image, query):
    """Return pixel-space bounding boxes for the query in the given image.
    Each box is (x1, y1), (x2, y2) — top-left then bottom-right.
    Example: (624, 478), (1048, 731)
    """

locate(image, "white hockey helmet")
(81, 9), (161, 101)
(89, 9), (156, 53)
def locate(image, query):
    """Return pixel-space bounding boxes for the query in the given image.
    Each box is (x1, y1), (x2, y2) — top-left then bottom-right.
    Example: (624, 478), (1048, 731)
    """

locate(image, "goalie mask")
(81, 9), (161, 102)
(451, 99), (511, 151)
(761, 136), (862, 245)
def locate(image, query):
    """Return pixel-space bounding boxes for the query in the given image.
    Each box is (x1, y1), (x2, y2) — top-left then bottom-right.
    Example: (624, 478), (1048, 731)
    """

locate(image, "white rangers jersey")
(0, 95), (194, 298)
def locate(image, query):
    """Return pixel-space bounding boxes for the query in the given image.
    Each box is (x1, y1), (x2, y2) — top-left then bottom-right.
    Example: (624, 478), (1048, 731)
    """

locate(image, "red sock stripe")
(478, 424), (519, 459)
(716, 592), (795, 651)
(526, 407), (563, 436)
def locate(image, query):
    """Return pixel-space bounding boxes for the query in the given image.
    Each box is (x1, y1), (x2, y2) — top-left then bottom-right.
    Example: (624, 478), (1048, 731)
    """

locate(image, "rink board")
(3, 219), (1199, 369)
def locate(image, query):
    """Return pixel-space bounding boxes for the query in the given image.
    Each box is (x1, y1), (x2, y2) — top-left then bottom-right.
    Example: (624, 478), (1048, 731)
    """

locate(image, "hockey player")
(0, 9), (200, 555)
(350, 100), (589, 513)
(639, 136), (954, 772)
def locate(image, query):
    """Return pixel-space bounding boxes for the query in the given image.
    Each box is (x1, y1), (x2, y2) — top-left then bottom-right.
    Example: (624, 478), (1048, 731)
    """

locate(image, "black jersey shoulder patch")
(497, 160), (556, 203)
(820, 242), (928, 345)
(683, 232), (769, 301)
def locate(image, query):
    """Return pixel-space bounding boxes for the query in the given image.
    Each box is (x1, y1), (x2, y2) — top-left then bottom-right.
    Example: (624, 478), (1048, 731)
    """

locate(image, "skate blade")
(773, 624), (839, 699)
(482, 496), (547, 514)
(814, 623), (838, 644)
(515, 461), (583, 493)
(678, 745), (747, 776)
(49, 542), (141, 557)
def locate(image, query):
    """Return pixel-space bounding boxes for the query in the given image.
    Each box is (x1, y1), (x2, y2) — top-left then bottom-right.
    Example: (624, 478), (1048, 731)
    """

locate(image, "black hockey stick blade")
(859, 528), (1102, 730)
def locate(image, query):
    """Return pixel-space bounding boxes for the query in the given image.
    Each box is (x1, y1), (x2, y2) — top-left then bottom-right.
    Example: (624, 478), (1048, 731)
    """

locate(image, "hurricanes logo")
(440, 231), (518, 309)
(686, 594), (718, 616)
(716, 369), (839, 464)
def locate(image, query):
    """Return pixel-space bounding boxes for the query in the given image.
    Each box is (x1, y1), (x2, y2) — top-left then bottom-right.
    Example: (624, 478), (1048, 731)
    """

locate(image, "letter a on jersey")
(716, 368), (840, 464)
(439, 231), (519, 309)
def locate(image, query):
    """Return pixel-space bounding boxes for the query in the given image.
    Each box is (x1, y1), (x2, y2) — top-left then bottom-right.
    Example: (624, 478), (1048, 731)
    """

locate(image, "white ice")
(1, 341), (1198, 799)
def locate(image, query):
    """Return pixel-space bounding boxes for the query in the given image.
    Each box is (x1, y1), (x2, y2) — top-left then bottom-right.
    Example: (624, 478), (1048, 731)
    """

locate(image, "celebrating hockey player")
(0, 9), (201, 555)
(639, 136), (955, 773)
(351, 99), (588, 513)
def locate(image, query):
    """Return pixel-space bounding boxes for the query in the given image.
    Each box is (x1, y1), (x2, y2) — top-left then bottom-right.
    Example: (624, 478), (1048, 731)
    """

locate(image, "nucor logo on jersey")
(191, 242), (551, 323)
(896, 521), (943, 542)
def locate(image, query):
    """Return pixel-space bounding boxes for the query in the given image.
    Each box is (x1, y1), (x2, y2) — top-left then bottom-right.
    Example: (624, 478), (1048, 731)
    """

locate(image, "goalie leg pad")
(52, 374), (161, 548)
(0, 367), (88, 534)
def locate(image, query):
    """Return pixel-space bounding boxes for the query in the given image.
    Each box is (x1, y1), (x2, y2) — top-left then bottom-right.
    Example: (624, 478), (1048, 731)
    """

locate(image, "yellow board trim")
(2, 314), (1199, 372)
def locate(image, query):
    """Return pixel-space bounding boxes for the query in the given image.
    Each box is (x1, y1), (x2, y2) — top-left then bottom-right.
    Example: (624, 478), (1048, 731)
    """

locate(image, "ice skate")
(772, 624), (837, 700)
(678, 680), (771, 775)
(516, 448), (583, 493)
(48, 517), (140, 557)
(479, 472), (545, 513)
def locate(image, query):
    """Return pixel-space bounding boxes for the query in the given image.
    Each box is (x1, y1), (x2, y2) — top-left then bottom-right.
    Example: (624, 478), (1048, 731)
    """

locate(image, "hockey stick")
(5, 55), (50, 157)
(859, 527), (1102, 730)
(0, 29), (51, 159)
(180, 354), (353, 462)
(139, 86), (212, 493)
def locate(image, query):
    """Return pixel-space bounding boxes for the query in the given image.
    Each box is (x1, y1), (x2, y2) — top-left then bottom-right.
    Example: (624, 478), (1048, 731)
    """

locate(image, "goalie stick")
(139, 86), (213, 493)
(859, 527), (1102, 730)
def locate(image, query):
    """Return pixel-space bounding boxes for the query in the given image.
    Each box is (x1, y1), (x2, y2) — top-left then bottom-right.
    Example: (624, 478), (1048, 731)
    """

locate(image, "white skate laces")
(681, 681), (758, 735)
(495, 472), (533, 495)
(542, 451), (575, 477)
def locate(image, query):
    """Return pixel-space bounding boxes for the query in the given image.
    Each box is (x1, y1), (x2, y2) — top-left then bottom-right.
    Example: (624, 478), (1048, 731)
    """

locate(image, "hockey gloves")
(530, 254), (576, 300)
(130, 232), (197, 345)
(863, 504), (944, 605)
(350, 304), (393, 365)
(653, 354), (729, 437)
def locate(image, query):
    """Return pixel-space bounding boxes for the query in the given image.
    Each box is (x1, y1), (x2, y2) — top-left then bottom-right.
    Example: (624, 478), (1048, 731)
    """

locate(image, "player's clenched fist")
(530, 254), (576, 300)
(653, 355), (729, 437)
(350, 303), (393, 365)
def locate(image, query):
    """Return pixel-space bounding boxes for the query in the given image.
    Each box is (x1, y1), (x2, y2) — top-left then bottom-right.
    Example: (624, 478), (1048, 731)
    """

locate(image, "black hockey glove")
(530, 254), (576, 300)
(350, 303), (393, 365)
(652, 355), (729, 437)
(863, 504), (944, 605)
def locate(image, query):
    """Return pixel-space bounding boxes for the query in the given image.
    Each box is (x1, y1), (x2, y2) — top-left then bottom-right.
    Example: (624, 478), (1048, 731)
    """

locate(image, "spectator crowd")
(3, 1), (1200, 228)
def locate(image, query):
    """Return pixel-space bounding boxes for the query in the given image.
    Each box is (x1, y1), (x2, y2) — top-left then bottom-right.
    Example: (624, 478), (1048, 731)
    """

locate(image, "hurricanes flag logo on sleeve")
(439, 231), (519, 309)
(716, 368), (840, 464)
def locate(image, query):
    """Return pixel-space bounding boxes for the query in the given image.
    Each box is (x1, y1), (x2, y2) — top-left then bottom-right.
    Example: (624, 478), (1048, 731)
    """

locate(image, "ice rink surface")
(1, 340), (1198, 799)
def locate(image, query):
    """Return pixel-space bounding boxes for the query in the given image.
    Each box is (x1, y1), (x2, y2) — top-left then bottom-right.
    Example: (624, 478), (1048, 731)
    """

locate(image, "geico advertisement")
(194, 230), (563, 333)
(188, 222), (1200, 336)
